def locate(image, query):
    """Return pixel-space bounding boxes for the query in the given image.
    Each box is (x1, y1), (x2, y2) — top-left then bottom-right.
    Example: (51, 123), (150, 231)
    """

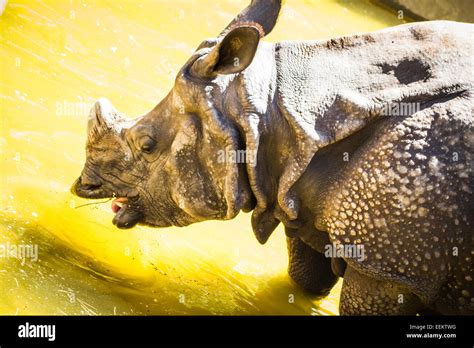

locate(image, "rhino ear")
(220, 0), (282, 38)
(192, 26), (261, 77)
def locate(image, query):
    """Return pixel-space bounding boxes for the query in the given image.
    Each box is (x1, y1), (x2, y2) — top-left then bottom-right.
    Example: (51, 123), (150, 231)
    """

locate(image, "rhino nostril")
(82, 183), (102, 191)
(70, 176), (102, 196)
(79, 177), (102, 191)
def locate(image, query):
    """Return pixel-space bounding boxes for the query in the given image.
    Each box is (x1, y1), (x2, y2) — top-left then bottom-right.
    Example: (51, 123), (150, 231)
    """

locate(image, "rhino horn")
(87, 98), (125, 142)
(220, 0), (282, 38)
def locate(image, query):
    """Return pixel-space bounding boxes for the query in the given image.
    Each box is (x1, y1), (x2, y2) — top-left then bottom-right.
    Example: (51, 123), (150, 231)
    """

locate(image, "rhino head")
(71, 1), (282, 235)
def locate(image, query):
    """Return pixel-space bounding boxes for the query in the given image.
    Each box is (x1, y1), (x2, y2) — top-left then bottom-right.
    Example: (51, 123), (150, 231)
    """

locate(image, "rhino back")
(274, 20), (473, 145)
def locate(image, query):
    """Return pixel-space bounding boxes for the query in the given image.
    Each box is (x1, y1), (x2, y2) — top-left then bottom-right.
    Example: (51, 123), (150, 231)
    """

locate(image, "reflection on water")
(0, 0), (406, 315)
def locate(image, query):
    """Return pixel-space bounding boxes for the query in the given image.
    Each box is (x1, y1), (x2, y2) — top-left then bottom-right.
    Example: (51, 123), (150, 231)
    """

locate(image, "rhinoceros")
(71, 0), (473, 315)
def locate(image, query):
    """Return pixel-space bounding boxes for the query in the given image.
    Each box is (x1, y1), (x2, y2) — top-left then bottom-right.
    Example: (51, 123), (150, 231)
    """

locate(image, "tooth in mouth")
(111, 197), (143, 229)
(111, 197), (128, 213)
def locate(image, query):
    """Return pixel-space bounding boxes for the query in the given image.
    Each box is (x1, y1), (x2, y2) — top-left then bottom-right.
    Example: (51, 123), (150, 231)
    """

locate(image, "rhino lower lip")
(111, 197), (143, 229)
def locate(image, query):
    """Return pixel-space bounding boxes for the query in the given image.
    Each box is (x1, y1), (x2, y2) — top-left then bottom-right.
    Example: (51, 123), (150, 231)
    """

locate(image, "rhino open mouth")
(111, 197), (143, 229)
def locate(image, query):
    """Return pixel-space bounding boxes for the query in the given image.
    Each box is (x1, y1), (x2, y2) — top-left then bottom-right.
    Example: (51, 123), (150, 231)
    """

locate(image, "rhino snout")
(71, 176), (103, 198)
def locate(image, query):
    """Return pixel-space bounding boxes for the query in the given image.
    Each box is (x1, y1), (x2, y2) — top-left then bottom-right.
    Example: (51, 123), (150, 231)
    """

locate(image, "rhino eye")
(139, 136), (156, 154)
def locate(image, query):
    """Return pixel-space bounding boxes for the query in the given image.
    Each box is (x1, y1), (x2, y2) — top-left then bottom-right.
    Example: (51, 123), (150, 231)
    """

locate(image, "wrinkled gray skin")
(72, 0), (473, 315)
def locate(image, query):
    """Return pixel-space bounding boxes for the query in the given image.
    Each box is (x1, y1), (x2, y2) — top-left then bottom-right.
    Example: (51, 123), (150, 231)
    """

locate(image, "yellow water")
(0, 0), (407, 315)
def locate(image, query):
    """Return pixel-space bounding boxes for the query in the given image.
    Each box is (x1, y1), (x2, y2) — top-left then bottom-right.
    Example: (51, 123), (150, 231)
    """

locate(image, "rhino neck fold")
(224, 42), (308, 243)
